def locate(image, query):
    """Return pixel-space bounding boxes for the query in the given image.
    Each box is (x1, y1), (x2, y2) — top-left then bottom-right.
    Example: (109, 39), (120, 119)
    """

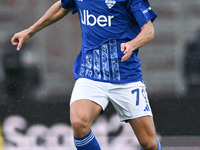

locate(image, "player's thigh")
(128, 116), (157, 146)
(70, 78), (109, 126)
(70, 99), (102, 126)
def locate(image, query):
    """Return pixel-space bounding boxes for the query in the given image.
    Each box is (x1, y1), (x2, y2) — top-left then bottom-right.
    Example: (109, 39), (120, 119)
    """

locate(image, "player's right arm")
(11, 1), (72, 51)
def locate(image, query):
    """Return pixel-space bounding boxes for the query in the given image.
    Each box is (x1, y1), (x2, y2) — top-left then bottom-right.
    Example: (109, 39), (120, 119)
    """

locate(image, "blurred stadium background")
(1, 0), (200, 149)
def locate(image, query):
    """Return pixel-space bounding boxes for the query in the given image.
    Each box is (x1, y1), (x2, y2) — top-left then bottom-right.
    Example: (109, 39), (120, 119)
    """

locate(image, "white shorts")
(70, 78), (153, 122)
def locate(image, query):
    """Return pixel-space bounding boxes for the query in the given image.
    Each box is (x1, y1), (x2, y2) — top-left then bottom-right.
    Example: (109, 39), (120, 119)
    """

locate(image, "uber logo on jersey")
(79, 9), (114, 27)
(105, 0), (116, 9)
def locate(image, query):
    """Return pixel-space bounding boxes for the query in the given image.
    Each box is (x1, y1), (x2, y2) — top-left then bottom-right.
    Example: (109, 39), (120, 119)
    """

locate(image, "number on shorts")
(131, 88), (139, 106)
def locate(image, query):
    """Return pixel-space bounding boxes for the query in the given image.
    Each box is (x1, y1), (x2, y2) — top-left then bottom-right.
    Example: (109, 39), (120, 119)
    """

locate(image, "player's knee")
(70, 113), (91, 130)
(140, 138), (157, 150)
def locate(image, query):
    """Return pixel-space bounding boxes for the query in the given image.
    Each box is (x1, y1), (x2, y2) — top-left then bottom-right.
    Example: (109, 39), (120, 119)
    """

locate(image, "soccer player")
(11, 0), (161, 149)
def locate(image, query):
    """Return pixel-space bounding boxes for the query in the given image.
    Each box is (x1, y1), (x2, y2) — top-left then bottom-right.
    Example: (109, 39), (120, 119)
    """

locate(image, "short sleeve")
(61, 0), (76, 9)
(127, 0), (157, 27)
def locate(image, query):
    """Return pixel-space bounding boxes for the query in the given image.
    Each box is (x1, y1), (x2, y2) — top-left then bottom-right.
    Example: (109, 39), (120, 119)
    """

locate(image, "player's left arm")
(121, 20), (154, 62)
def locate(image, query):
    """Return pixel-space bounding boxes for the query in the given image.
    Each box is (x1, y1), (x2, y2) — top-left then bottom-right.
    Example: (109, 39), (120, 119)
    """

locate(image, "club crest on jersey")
(105, 0), (116, 9)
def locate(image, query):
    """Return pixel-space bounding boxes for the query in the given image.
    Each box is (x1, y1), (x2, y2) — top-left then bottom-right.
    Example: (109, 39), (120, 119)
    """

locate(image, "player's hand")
(121, 42), (135, 62)
(11, 29), (30, 51)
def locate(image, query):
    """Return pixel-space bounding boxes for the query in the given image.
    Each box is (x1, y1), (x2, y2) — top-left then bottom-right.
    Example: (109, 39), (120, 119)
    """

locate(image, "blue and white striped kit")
(73, 39), (143, 83)
(62, 0), (157, 83)
(79, 39), (120, 81)
(74, 131), (95, 147)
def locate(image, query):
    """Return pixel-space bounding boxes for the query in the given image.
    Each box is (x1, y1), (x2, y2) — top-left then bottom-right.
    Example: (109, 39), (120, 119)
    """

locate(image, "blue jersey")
(62, 0), (157, 83)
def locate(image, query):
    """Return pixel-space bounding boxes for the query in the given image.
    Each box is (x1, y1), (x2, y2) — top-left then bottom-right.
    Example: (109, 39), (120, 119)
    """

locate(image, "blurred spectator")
(184, 29), (200, 92)
(2, 40), (40, 101)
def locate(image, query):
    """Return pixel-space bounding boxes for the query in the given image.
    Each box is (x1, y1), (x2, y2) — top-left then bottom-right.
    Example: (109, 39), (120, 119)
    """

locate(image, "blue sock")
(140, 138), (162, 150)
(157, 139), (162, 150)
(74, 130), (101, 150)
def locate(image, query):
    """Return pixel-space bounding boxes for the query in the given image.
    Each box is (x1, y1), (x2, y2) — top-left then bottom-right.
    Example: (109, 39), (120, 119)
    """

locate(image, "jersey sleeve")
(61, 0), (76, 9)
(127, 0), (157, 27)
